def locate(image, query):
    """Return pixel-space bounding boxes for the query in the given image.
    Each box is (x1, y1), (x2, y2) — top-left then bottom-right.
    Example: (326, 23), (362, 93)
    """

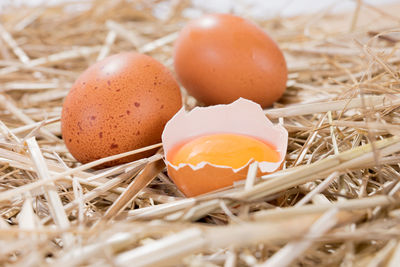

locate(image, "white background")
(0, 0), (399, 18)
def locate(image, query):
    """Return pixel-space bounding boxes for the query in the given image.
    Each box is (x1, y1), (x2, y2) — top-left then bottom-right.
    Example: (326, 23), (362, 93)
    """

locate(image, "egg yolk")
(169, 133), (280, 169)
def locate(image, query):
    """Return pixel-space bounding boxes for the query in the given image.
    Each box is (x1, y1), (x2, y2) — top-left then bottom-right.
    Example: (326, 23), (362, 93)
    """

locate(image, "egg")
(173, 13), (287, 108)
(61, 52), (182, 167)
(162, 98), (288, 197)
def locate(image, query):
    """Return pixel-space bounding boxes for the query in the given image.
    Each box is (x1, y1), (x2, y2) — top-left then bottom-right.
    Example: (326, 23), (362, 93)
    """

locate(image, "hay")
(0, 0), (400, 266)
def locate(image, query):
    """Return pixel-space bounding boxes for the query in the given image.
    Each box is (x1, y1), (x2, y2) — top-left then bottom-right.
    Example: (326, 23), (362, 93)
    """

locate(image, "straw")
(1, 0), (400, 265)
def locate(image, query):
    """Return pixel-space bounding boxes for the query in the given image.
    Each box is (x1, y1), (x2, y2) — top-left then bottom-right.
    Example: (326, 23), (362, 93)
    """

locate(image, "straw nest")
(1, 0), (400, 266)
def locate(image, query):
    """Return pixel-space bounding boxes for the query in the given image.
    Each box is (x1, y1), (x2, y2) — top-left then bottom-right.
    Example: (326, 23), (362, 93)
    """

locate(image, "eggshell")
(173, 13), (287, 108)
(162, 98), (288, 197)
(62, 52), (182, 167)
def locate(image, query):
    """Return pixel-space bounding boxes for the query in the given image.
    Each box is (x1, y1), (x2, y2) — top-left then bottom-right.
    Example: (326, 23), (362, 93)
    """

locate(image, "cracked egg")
(162, 98), (288, 197)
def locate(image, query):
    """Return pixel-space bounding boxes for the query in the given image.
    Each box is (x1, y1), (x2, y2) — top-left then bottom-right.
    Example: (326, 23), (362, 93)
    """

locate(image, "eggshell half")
(162, 98), (288, 197)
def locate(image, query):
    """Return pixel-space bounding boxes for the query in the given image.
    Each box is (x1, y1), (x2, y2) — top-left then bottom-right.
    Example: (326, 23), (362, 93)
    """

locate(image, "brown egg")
(61, 52), (182, 167)
(173, 13), (287, 108)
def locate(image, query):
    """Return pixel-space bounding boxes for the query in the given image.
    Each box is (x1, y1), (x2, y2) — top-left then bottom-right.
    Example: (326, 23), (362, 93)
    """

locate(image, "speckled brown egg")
(174, 13), (287, 108)
(61, 52), (182, 167)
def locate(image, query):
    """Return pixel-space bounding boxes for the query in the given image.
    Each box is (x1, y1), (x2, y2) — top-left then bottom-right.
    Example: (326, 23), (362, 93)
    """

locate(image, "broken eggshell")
(162, 98), (288, 197)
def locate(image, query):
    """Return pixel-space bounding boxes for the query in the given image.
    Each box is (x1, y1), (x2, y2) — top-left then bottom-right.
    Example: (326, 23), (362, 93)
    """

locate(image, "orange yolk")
(169, 133), (280, 169)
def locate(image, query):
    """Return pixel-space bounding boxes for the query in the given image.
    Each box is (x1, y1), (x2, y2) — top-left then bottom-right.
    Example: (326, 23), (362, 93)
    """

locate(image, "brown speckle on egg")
(110, 143), (118, 149)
